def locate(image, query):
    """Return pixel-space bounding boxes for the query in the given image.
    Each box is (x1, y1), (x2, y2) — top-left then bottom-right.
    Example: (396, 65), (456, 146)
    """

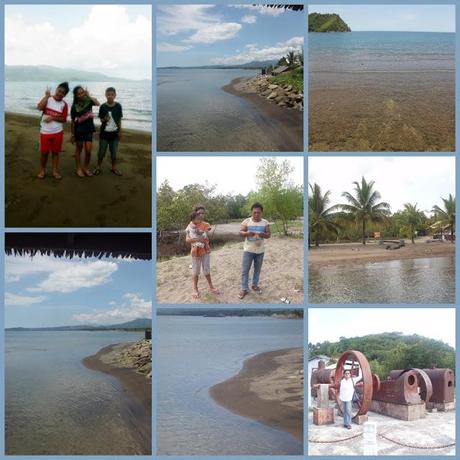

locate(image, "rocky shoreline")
(228, 75), (303, 111)
(95, 339), (152, 379)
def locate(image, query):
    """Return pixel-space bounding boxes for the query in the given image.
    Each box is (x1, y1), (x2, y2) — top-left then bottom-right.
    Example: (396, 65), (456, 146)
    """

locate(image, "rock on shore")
(98, 339), (152, 379)
(233, 75), (303, 111)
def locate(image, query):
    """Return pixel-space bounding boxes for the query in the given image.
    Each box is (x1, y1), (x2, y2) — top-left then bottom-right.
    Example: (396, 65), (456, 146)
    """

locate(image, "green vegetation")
(309, 332), (455, 379)
(308, 13), (351, 32)
(157, 158), (303, 239)
(268, 67), (303, 92)
(308, 177), (456, 246)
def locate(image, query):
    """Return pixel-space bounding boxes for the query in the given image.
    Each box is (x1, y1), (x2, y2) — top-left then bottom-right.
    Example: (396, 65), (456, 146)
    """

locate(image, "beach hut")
(5, 233), (152, 260)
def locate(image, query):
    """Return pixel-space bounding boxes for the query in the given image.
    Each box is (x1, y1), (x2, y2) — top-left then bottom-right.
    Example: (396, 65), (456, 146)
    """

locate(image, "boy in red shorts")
(36, 82), (70, 179)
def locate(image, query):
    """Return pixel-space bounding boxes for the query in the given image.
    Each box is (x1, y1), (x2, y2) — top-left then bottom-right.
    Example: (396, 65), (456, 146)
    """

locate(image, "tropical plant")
(287, 50), (296, 69)
(338, 177), (391, 245)
(399, 203), (424, 243)
(432, 194), (456, 243)
(308, 183), (340, 247)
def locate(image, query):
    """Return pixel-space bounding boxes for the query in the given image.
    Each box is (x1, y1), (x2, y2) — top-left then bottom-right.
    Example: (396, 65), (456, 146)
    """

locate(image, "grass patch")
(268, 68), (303, 92)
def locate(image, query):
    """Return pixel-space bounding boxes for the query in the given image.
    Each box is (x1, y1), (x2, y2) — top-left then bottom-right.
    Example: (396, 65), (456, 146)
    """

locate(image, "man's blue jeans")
(241, 251), (265, 291)
(343, 400), (352, 427)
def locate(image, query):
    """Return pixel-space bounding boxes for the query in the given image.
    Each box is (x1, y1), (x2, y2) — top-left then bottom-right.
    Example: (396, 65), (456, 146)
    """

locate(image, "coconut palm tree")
(308, 183), (341, 247)
(432, 194), (455, 243)
(286, 50), (296, 69)
(400, 203), (424, 243)
(339, 177), (390, 245)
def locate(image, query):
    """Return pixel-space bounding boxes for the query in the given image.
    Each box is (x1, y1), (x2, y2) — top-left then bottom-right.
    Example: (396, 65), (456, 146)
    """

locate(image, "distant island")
(6, 317), (152, 331)
(308, 13), (351, 32)
(5, 65), (139, 82)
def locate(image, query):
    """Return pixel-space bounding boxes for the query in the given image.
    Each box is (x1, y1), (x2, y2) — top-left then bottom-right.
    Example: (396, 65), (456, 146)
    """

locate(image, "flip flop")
(93, 168), (102, 176)
(111, 169), (122, 176)
(52, 173), (62, 180)
(37, 172), (46, 179)
(75, 171), (85, 178)
(238, 290), (248, 300)
(252, 286), (263, 294)
(84, 170), (93, 177)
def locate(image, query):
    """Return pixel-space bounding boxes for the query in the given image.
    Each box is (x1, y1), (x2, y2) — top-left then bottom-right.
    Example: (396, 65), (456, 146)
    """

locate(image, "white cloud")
(158, 42), (193, 53)
(241, 15), (257, 24)
(157, 5), (242, 46)
(5, 6), (151, 79)
(212, 36), (303, 65)
(73, 293), (152, 324)
(231, 5), (286, 17)
(185, 23), (242, 44)
(6, 254), (118, 293)
(5, 292), (47, 306)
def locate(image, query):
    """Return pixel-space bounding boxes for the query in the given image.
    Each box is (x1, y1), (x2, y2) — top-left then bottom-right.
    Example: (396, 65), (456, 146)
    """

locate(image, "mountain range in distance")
(6, 317), (152, 331)
(6, 65), (149, 82)
(158, 59), (278, 70)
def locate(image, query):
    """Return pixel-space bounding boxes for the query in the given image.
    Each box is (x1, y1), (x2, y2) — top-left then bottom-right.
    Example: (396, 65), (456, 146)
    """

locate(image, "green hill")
(308, 13), (351, 32)
(309, 332), (455, 379)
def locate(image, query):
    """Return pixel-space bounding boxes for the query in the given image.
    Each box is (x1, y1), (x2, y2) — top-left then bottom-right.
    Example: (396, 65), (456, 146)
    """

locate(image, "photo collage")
(1, 2), (457, 458)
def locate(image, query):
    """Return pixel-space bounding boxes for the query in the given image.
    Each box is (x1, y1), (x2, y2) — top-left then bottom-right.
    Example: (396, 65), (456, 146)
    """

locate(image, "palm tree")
(308, 183), (340, 247)
(432, 194), (455, 243)
(400, 203), (424, 243)
(287, 50), (296, 69)
(339, 177), (390, 245)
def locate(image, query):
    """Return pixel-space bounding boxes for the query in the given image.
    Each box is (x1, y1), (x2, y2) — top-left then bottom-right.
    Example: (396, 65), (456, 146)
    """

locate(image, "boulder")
(267, 91), (278, 99)
(268, 84), (278, 90)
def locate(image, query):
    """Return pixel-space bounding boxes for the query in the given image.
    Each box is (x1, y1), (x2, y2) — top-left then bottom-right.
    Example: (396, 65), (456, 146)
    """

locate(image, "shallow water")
(309, 256), (455, 304)
(5, 81), (151, 131)
(157, 315), (303, 455)
(309, 32), (455, 151)
(157, 68), (301, 151)
(5, 330), (149, 455)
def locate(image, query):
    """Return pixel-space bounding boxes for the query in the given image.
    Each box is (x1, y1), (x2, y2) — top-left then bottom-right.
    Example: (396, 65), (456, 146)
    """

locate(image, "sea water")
(5, 330), (148, 455)
(309, 256), (455, 304)
(157, 315), (304, 455)
(5, 81), (151, 132)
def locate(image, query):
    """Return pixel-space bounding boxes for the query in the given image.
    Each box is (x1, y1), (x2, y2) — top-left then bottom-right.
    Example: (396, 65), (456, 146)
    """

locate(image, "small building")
(271, 65), (289, 76)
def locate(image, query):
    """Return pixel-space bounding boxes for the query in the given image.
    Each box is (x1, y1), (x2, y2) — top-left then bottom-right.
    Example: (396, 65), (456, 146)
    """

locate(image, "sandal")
(238, 290), (248, 300)
(93, 168), (102, 176)
(52, 173), (62, 180)
(37, 172), (46, 179)
(252, 286), (263, 294)
(83, 170), (93, 177)
(75, 170), (85, 178)
(111, 169), (122, 176)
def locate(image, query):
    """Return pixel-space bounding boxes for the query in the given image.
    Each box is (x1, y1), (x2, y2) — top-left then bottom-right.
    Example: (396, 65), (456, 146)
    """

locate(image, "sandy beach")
(83, 340), (152, 454)
(210, 347), (303, 442)
(223, 77), (303, 151)
(5, 112), (151, 227)
(156, 236), (304, 304)
(309, 239), (455, 267)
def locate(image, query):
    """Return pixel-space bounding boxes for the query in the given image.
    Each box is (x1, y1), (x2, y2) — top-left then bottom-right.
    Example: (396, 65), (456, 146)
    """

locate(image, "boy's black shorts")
(75, 132), (94, 142)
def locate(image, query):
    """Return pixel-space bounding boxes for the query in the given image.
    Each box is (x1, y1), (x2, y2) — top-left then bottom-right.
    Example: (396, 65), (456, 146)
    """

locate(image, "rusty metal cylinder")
(373, 370), (421, 405)
(422, 368), (455, 403)
(389, 368), (433, 403)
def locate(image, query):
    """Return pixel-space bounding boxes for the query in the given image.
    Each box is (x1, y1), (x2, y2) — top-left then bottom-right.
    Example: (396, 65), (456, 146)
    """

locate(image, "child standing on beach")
(70, 86), (100, 177)
(37, 82), (70, 179)
(185, 209), (219, 299)
(94, 87), (123, 176)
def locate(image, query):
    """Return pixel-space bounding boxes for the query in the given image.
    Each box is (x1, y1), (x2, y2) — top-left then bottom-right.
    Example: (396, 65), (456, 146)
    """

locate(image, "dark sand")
(83, 343), (151, 454)
(223, 77), (303, 151)
(309, 72), (455, 151)
(209, 347), (303, 442)
(5, 112), (151, 227)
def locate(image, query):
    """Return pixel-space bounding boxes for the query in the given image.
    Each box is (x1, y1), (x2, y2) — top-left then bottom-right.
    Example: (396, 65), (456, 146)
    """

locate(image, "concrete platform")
(308, 409), (455, 456)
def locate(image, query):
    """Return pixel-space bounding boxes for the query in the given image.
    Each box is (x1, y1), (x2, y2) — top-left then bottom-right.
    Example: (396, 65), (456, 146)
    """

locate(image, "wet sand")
(309, 239), (455, 267)
(309, 71), (455, 151)
(223, 77), (303, 151)
(156, 237), (304, 304)
(5, 112), (151, 227)
(83, 342), (151, 454)
(210, 347), (303, 442)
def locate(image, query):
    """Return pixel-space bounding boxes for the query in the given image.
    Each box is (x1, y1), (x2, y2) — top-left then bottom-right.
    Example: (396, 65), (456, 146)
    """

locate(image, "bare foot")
(52, 173), (62, 180)
(76, 169), (85, 177)
(83, 169), (93, 177)
(209, 287), (221, 295)
(37, 171), (46, 179)
(192, 291), (200, 299)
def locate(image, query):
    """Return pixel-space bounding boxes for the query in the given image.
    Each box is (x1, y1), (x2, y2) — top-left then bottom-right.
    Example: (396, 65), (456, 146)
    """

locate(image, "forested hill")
(309, 332), (455, 378)
(308, 13), (351, 32)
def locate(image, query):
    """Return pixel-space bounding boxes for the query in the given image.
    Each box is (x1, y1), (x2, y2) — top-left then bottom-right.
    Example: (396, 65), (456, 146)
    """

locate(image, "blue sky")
(157, 5), (304, 67)
(309, 5), (455, 32)
(5, 254), (152, 328)
(5, 5), (152, 79)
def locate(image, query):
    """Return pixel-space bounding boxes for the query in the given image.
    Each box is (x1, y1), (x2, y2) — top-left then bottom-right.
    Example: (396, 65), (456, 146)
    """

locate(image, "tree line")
(309, 332), (455, 379)
(157, 158), (303, 239)
(309, 177), (455, 246)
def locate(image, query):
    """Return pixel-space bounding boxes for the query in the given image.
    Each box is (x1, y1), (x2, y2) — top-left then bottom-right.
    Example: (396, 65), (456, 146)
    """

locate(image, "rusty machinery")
(387, 369), (433, 404)
(423, 368), (455, 407)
